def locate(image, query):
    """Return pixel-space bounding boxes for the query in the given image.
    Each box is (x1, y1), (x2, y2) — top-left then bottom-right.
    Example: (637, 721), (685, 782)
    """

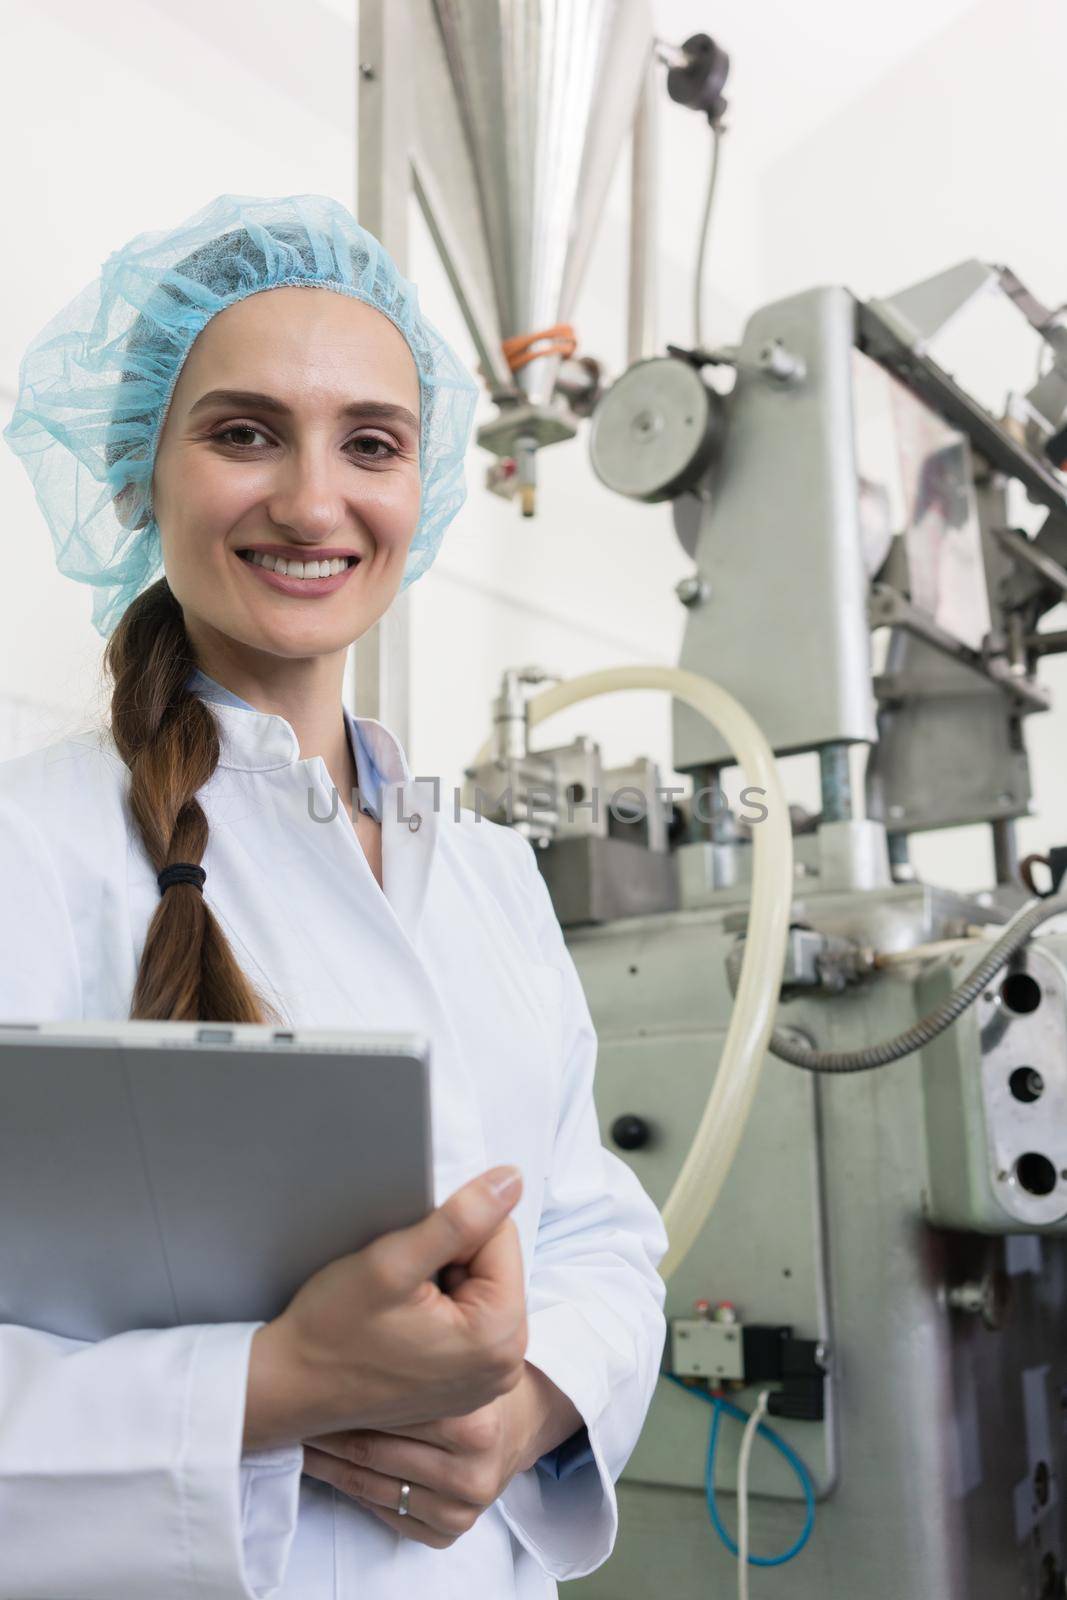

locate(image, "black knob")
(667, 35), (730, 127)
(611, 1114), (652, 1152)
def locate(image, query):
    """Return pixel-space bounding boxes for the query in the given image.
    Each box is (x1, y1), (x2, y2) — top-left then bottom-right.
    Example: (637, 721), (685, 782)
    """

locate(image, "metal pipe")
(1027, 628), (1067, 657)
(627, 53), (658, 366)
(887, 831), (916, 882)
(515, 436), (538, 518)
(352, 0), (414, 745)
(994, 525), (1067, 598)
(708, 769), (734, 845)
(992, 817), (1021, 886)
(492, 670), (530, 762)
(820, 743), (854, 823)
(688, 764), (734, 845)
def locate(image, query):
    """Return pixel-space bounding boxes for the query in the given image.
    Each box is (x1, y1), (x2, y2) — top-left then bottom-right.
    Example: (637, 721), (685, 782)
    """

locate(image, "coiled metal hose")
(725, 894), (1067, 1074)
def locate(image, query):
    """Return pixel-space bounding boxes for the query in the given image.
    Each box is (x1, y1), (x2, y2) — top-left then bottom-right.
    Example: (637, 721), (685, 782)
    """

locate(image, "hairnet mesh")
(2, 193), (479, 637)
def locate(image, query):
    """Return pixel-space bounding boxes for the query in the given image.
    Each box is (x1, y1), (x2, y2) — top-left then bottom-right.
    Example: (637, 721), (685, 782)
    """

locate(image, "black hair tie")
(157, 862), (207, 894)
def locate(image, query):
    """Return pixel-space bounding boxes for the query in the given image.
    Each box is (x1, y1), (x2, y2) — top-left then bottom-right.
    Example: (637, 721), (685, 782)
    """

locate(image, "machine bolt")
(756, 339), (807, 385)
(632, 407), (664, 439)
(946, 1270), (1009, 1330)
(779, 1025), (817, 1051)
(947, 1281), (987, 1314)
(676, 573), (711, 608)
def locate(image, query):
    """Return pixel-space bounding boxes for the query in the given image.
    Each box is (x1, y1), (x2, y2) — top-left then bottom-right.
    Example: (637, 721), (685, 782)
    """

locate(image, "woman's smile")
(235, 546), (362, 598)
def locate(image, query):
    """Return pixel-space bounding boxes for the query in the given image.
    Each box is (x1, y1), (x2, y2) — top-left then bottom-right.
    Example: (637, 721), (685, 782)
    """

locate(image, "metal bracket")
(869, 584), (1050, 713)
(994, 525), (1067, 599)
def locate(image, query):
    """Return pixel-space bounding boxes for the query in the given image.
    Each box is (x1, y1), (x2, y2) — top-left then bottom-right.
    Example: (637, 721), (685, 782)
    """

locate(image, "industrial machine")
(356, 5), (1067, 1592)
(466, 257), (1067, 1599)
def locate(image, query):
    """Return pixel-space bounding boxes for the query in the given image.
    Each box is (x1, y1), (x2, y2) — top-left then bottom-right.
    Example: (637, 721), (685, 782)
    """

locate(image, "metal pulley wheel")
(589, 356), (722, 502)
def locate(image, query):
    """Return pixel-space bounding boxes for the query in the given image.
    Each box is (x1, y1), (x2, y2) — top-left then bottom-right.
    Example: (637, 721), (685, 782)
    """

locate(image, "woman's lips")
(234, 549), (360, 598)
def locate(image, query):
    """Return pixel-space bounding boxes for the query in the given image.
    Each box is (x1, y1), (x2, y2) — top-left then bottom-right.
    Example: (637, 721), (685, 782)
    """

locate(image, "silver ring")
(397, 1481), (411, 1517)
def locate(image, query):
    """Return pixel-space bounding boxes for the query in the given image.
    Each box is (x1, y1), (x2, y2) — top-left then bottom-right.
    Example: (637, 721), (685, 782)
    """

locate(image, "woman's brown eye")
(212, 424), (268, 449)
(350, 436), (396, 460)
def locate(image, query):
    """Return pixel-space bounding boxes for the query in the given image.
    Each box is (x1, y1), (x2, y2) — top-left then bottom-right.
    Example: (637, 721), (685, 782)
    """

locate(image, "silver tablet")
(0, 1020), (432, 1342)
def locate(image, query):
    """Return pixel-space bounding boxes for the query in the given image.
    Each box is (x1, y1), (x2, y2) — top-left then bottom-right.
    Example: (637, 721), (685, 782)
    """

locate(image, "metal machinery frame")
(466, 265), (1067, 1596)
(356, 8), (1067, 1591)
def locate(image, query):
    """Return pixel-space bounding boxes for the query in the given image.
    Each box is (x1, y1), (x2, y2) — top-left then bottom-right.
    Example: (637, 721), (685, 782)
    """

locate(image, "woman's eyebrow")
(188, 389), (419, 431)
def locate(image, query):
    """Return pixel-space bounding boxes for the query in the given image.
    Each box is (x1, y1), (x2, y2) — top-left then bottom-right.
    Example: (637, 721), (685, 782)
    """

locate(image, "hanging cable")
(665, 1375), (816, 1568)
(724, 891), (1067, 1074)
(737, 1390), (771, 1600)
(693, 125), (723, 351)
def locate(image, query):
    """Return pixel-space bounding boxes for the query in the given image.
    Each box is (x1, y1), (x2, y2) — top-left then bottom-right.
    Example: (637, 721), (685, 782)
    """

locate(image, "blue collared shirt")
(185, 666), (593, 1482)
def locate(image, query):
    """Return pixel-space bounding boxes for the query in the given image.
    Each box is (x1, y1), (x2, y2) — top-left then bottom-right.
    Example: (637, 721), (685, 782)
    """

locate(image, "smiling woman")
(152, 286), (424, 659)
(0, 194), (668, 1600)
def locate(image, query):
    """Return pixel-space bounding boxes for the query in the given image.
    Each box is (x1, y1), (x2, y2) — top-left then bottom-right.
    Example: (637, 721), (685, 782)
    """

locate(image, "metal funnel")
(412, 0), (653, 508)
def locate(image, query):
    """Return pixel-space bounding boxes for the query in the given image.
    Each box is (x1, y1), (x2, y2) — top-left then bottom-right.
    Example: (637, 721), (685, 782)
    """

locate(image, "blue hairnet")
(2, 193), (479, 637)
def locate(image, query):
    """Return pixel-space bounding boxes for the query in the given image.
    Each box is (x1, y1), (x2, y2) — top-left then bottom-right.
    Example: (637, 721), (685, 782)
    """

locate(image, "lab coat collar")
(187, 672), (441, 941)
(186, 672), (412, 790)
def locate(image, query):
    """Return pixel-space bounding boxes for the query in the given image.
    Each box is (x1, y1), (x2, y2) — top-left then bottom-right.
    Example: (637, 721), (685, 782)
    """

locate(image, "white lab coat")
(0, 679), (668, 1599)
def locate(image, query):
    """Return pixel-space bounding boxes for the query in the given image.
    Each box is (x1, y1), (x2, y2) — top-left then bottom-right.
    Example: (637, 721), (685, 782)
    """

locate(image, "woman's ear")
(113, 483), (151, 531)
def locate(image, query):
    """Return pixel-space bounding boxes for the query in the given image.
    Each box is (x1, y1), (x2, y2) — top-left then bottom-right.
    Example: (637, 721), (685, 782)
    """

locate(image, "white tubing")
(737, 1389), (771, 1600)
(469, 666), (793, 1280)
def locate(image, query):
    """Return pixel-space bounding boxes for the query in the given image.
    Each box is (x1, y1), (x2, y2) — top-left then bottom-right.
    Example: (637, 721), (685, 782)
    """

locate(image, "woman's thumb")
(387, 1166), (523, 1292)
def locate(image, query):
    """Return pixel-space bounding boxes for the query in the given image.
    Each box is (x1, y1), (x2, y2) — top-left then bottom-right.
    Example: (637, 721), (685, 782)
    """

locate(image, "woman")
(0, 194), (667, 1598)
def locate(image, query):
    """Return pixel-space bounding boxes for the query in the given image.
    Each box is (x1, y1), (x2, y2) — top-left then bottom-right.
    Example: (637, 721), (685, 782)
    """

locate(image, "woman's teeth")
(240, 551), (356, 579)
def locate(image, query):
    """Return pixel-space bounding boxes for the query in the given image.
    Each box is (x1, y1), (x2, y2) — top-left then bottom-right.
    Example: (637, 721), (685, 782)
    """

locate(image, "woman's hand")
(300, 1364), (583, 1549)
(243, 1167), (527, 1450)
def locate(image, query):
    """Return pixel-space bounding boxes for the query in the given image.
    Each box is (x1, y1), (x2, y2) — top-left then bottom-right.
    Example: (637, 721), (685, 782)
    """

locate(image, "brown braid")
(102, 576), (281, 1024)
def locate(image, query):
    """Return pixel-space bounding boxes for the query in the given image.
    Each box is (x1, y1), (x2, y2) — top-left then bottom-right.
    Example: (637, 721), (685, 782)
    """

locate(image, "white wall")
(2, 0), (1065, 901)
(0, 0), (357, 746)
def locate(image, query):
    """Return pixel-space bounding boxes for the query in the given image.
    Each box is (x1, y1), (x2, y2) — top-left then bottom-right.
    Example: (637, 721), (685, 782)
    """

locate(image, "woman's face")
(151, 286), (423, 665)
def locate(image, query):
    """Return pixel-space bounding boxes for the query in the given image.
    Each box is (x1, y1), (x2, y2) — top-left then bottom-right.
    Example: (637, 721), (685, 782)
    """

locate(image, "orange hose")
(501, 322), (577, 373)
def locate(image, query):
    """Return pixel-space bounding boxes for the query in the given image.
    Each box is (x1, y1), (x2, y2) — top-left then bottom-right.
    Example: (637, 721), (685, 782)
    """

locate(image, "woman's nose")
(265, 449), (348, 541)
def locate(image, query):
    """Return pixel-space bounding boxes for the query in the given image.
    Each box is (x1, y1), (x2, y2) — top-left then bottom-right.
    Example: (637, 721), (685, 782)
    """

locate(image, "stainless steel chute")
(411, 0), (654, 510)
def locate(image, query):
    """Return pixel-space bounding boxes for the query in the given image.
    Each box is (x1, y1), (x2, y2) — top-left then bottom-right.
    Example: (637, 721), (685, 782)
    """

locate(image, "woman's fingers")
(356, 1498), (458, 1550)
(303, 1431), (462, 1498)
(377, 1169), (522, 1295)
(452, 1215), (525, 1323)
(440, 1261), (469, 1294)
(312, 1418), (449, 1449)
(307, 1399), (506, 1462)
(302, 1445), (477, 1544)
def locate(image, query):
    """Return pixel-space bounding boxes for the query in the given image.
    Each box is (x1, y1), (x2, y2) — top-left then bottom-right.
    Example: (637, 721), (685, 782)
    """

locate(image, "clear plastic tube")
(469, 666), (793, 1280)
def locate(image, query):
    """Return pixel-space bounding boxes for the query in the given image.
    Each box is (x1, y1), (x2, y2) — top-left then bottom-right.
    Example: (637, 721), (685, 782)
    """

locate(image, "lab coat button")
(408, 812), (422, 833)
